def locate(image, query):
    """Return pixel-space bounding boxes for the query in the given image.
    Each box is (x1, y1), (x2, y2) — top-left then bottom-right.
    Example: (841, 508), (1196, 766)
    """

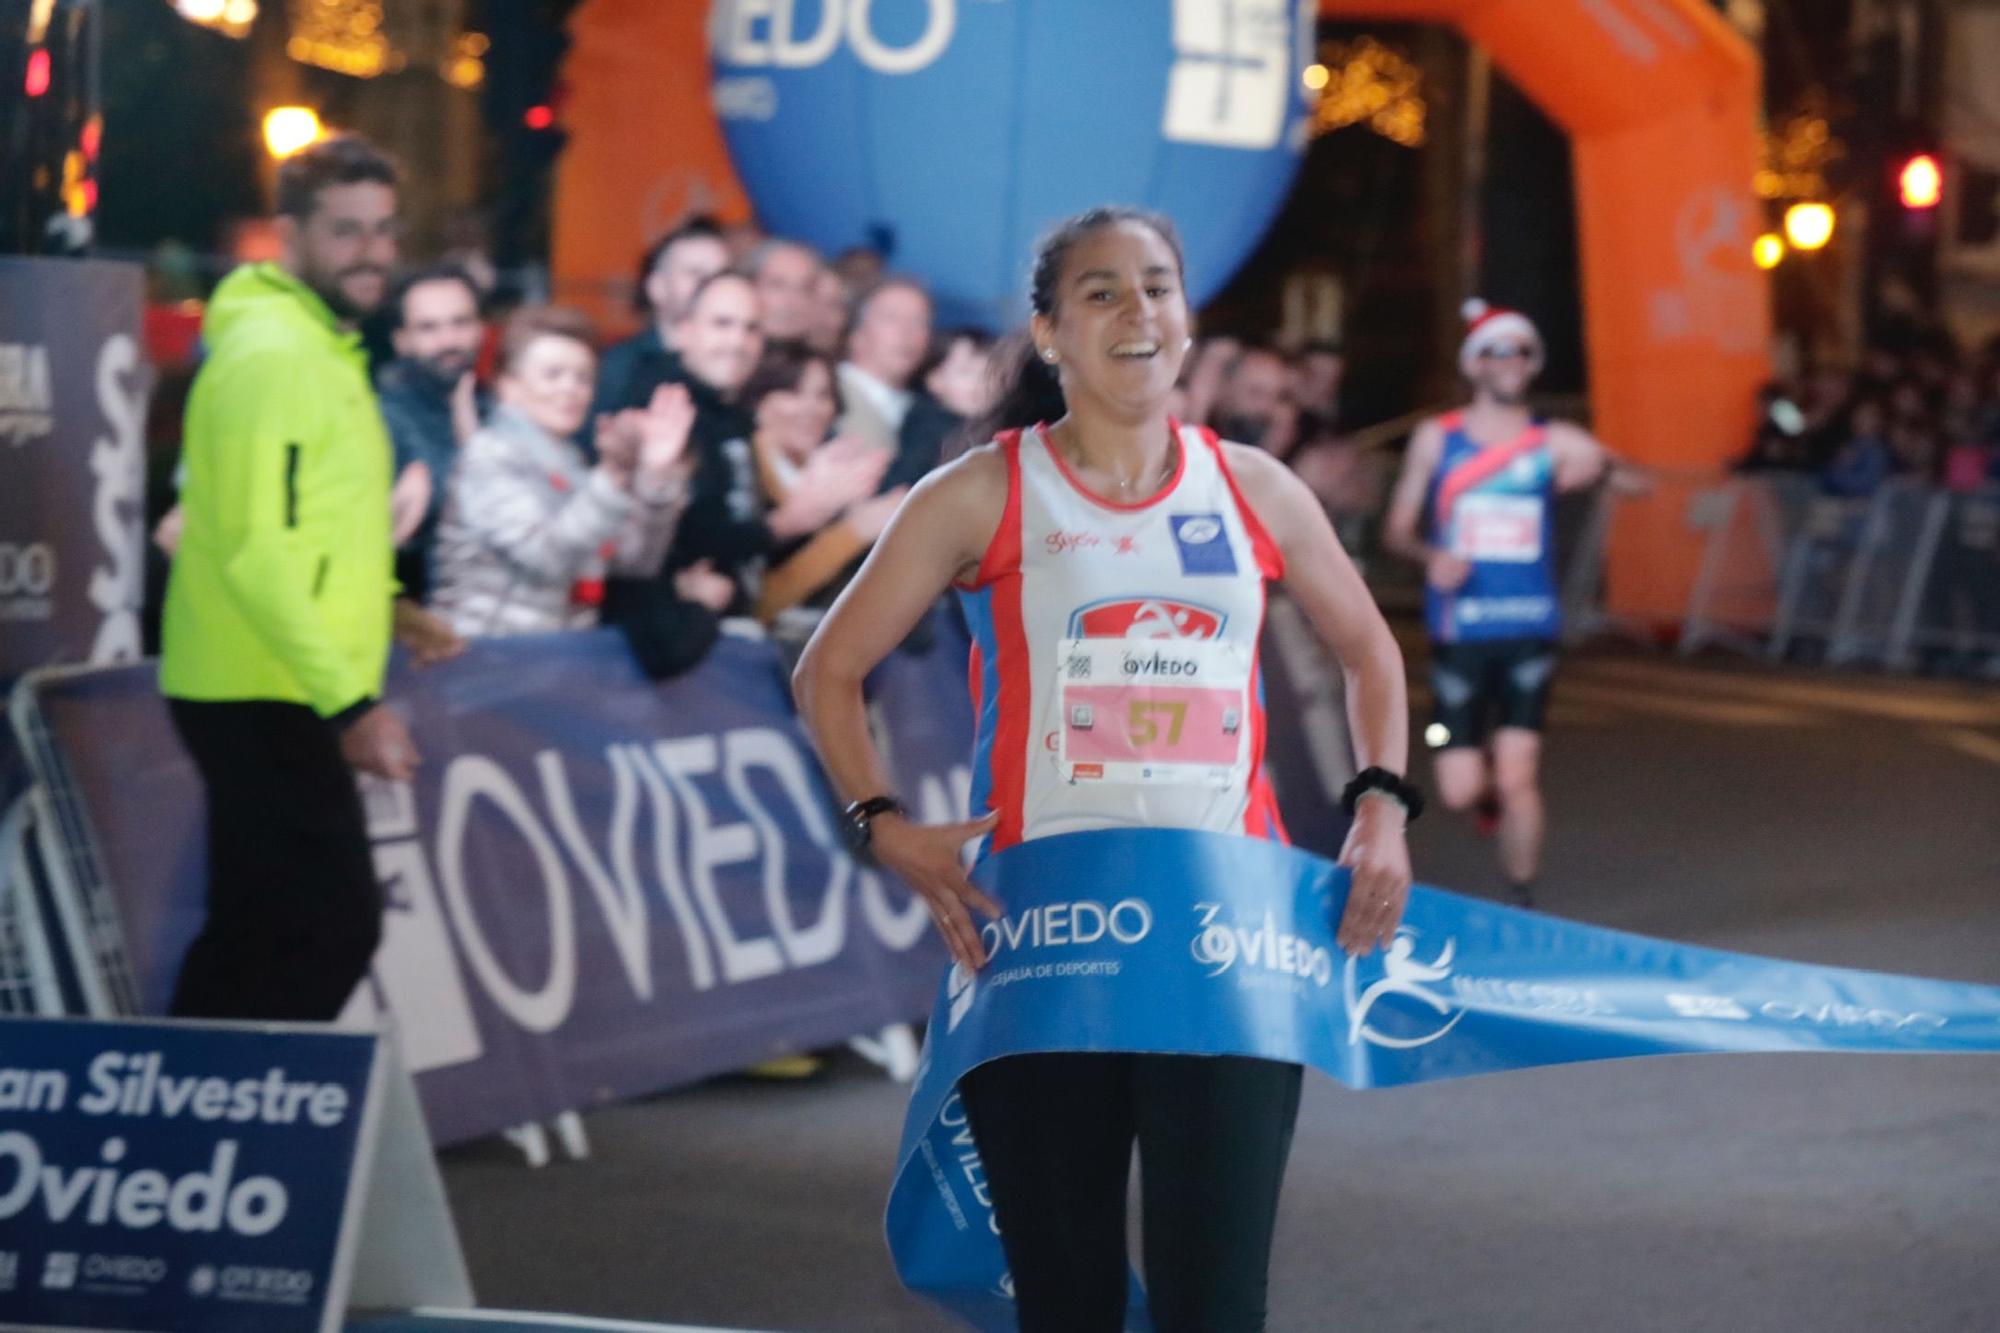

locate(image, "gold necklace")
(1059, 424), (1178, 494)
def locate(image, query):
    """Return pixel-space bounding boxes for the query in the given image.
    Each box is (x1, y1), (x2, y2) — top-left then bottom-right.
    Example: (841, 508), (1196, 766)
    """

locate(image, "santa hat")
(1458, 298), (1544, 377)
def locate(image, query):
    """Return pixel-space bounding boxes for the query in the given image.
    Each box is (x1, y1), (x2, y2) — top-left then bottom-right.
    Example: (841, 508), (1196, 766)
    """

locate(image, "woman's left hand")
(1334, 797), (1412, 955)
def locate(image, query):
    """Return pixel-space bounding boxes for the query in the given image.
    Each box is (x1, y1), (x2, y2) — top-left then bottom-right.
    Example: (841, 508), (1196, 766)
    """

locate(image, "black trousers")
(166, 699), (382, 1021)
(959, 1051), (1304, 1333)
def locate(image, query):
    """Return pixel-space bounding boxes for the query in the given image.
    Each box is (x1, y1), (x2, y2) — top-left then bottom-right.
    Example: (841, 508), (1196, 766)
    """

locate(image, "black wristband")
(1341, 767), (1424, 822)
(842, 795), (905, 849)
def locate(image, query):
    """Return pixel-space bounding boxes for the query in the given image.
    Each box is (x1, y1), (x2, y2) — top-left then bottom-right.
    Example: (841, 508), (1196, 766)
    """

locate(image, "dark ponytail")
(964, 205), (1187, 446)
(970, 332), (1068, 439)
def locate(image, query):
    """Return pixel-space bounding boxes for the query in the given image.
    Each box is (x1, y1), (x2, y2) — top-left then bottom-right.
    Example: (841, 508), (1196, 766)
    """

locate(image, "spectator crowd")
(144, 133), (1401, 1033)
(1743, 324), (2000, 500)
(301, 171), (1391, 682)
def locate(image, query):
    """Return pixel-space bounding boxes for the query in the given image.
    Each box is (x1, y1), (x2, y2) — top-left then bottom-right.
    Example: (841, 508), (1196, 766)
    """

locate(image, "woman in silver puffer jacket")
(430, 306), (694, 637)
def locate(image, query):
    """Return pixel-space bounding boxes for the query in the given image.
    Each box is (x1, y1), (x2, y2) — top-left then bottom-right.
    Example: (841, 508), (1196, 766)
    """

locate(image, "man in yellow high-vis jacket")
(160, 135), (420, 1021)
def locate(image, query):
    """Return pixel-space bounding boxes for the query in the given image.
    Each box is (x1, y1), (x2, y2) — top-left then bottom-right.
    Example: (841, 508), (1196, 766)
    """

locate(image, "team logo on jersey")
(1044, 529), (1141, 556)
(1169, 512), (1237, 575)
(1069, 597), (1226, 640)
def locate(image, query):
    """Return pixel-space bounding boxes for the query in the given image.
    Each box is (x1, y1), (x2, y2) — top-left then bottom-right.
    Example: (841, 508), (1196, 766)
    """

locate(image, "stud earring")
(1042, 349), (1058, 364)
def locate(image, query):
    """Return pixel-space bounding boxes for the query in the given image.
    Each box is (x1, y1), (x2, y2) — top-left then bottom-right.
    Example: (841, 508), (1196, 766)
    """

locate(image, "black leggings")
(958, 1051), (1304, 1333)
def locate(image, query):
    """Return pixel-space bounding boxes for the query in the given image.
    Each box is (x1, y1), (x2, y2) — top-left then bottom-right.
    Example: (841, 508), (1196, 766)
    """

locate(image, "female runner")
(794, 207), (1415, 1332)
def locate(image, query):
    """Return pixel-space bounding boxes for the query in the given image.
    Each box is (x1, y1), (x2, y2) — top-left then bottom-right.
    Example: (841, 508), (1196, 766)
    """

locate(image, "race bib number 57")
(1056, 638), (1252, 787)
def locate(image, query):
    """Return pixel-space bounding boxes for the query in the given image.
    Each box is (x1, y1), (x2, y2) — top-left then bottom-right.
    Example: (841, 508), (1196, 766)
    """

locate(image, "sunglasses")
(1477, 344), (1538, 361)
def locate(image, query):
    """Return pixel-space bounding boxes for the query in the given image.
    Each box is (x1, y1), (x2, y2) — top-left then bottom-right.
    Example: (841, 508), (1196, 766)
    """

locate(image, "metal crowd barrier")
(1672, 474), (2000, 670)
(1556, 472), (1722, 649)
(6, 667), (143, 1017)
(1348, 459), (2000, 675)
(0, 791), (63, 1015)
(1672, 472), (1792, 657)
(1889, 486), (2000, 672)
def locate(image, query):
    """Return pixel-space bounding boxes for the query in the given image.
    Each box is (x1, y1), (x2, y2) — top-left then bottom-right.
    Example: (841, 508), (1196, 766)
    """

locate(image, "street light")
(262, 106), (323, 160)
(176, 0), (256, 37)
(1753, 233), (1786, 270)
(1783, 202), (1835, 252)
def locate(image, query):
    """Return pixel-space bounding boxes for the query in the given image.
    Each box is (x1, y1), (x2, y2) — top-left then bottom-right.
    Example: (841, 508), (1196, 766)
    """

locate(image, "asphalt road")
(438, 645), (2000, 1332)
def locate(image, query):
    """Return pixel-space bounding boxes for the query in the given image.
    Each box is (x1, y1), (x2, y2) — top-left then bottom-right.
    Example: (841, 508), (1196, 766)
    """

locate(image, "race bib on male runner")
(1452, 493), (1544, 563)
(1055, 637), (1251, 788)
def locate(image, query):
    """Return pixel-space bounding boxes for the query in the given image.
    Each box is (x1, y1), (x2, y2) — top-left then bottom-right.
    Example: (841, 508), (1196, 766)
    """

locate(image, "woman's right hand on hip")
(870, 809), (1003, 973)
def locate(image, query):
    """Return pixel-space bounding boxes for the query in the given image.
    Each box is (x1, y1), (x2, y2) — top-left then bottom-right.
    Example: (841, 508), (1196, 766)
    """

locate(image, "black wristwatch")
(1341, 767), (1425, 822)
(843, 795), (906, 850)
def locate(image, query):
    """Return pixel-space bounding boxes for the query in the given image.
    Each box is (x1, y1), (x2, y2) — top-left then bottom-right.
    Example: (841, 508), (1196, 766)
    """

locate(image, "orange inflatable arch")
(554, 0), (1768, 623)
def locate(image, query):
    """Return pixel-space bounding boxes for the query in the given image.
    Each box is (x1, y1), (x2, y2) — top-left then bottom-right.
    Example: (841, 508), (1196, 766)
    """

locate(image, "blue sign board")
(0, 1018), (383, 1333)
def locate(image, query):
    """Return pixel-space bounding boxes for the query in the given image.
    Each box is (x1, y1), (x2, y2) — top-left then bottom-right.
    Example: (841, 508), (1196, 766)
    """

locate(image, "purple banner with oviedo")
(23, 624), (975, 1146)
(0, 256), (150, 681)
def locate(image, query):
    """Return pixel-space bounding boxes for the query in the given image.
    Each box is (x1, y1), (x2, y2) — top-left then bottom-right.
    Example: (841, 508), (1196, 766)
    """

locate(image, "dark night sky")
(96, 1), (263, 253)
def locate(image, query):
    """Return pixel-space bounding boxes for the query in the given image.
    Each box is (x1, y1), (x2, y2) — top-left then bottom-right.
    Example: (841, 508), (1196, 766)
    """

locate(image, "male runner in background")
(1384, 300), (1642, 907)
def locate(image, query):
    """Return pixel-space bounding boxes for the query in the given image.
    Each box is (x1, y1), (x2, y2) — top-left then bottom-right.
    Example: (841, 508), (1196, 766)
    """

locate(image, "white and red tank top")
(956, 422), (1288, 858)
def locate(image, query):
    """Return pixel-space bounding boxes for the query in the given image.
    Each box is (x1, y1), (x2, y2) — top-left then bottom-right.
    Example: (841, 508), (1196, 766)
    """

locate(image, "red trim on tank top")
(1034, 421), (1189, 514)
(1201, 427), (1286, 581)
(987, 563), (1032, 851)
(960, 430), (1024, 591)
(1240, 579), (1289, 845)
(1244, 652), (1272, 839)
(953, 432), (1031, 848)
(1244, 776), (1287, 843)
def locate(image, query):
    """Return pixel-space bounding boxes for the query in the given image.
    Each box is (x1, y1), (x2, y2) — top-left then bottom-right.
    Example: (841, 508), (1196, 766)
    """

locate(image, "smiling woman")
(427, 305), (693, 640)
(790, 204), (1416, 1330)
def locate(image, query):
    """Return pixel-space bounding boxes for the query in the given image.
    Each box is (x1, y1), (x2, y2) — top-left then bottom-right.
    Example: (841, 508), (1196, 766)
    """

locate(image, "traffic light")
(24, 46), (50, 97)
(6, 1), (102, 254)
(1888, 145), (1944, 245)
(483, 1), (582, 278)
(1899, 153), (1943, 211)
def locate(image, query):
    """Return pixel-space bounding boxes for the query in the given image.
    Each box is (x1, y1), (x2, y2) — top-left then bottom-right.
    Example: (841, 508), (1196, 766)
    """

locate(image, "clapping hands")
(633, 384), (697, 490)
(596, 385), (698, 498)
(770, 435), (892, 539)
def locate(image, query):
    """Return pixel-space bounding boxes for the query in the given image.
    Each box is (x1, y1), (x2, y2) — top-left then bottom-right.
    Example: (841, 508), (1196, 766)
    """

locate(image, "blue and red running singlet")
(1423, 411), (1561, 644)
